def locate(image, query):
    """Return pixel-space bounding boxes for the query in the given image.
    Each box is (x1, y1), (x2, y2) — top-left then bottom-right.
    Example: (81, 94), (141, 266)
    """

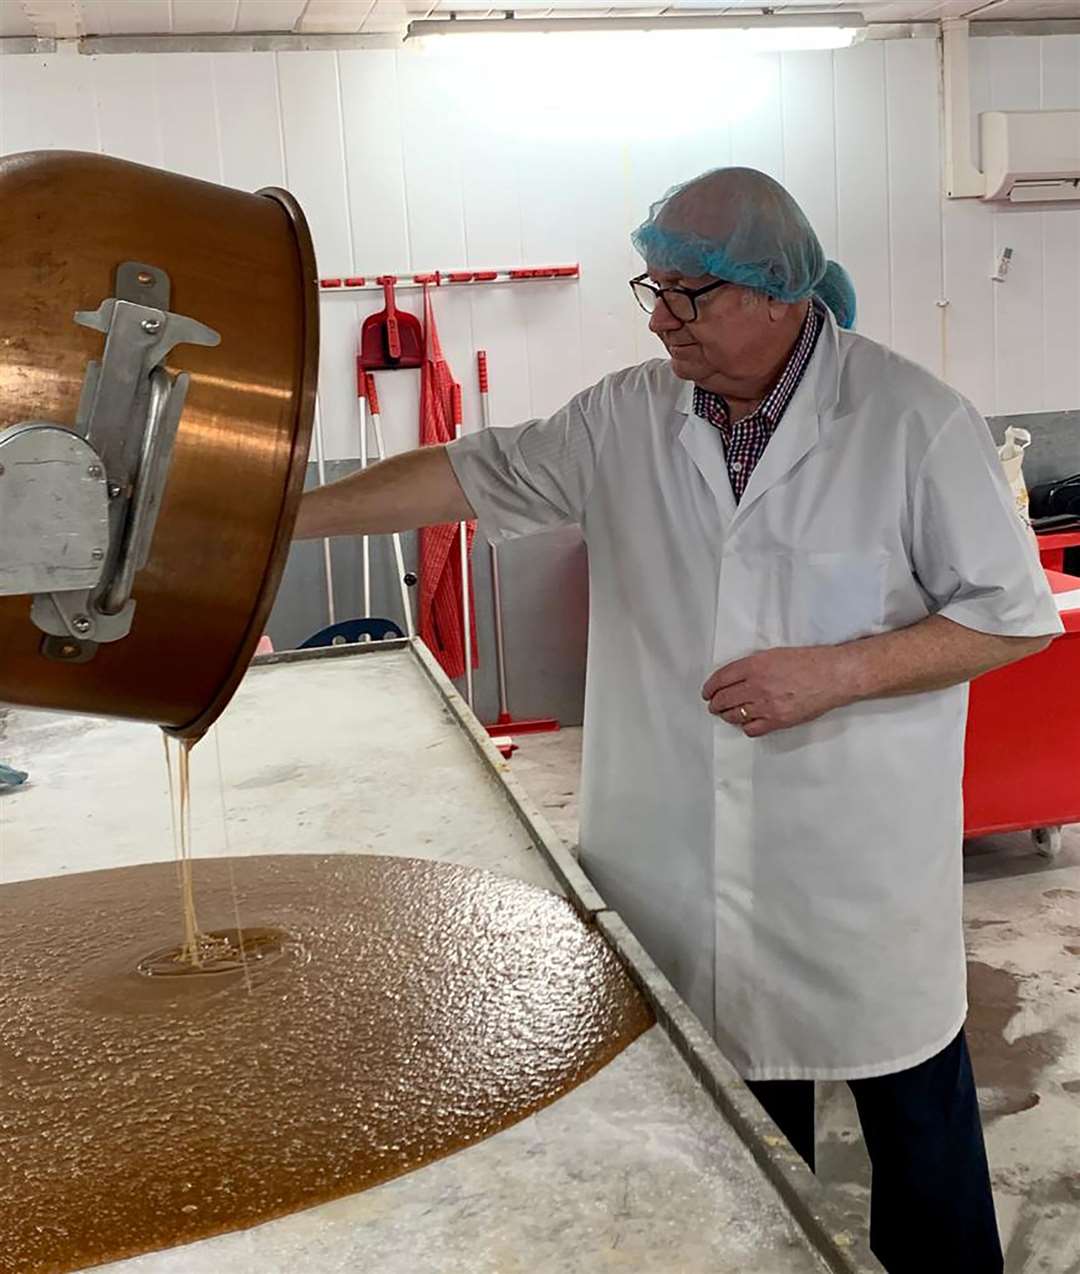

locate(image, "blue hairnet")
(632, 167), (857, 330)
(813, 260), (856, 331)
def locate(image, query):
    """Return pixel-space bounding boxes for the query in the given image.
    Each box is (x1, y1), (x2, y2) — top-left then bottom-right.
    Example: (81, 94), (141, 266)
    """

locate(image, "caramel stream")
(160, 732), (250, 984)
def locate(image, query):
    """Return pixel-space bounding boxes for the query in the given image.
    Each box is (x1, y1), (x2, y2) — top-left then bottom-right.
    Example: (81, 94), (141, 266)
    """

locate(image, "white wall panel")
(92, 54), (162, 166)
(454, 60), (532, 434)
(885, 39), (942, 379)
(155, 54), (222, 183)
(946, 30), (996, 409)
(834, 41), (891, 347)
(395, 50), (466, 270)
(1, 34), (1079, 454)
(212, 52), (284, 192)
(337, 49), (413, 459)
(0, 55), (99, 154)
(515, 136), (585, 421)
(988, 37), (1044, 417)
(781, 52), (838, 260)
(1039, 35), (1080, 413)
(274, 52), (357, 460)
(571, 138), (640, 388)
(338, 50), (409, 274)
(274, 51), (353, 274)
(729, 54), (784, 182)
(393, 49), (475, 442)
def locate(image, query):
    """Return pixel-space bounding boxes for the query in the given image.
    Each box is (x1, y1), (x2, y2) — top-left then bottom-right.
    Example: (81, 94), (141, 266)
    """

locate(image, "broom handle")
(356, 360), (371, 622)
(453, 382), (474, 711)
(380, 276), (402, 362)
(477, 351), (509, 719)
(365, 373), (415, 638)
(312, 398), (336, 627)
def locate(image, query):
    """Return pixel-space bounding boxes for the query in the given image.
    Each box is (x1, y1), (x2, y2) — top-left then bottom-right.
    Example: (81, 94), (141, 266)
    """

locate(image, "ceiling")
(1, 0), (1076, 42)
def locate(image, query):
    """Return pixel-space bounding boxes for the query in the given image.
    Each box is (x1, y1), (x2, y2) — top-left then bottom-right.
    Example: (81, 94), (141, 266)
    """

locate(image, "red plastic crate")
(963, 569), (1080, 837)
(1036, 528), (1080, 573)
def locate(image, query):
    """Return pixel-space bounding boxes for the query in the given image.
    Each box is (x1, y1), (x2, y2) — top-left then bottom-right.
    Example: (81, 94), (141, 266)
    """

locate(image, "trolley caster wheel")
(1032, 826), (1062, 861)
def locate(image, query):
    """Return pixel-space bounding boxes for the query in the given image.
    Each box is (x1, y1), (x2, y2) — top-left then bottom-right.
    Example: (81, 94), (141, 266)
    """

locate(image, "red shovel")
(359, 275), (423, 371)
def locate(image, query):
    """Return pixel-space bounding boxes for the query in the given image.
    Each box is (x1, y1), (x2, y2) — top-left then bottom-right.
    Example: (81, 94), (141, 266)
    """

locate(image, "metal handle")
(99, 366), (175, 615)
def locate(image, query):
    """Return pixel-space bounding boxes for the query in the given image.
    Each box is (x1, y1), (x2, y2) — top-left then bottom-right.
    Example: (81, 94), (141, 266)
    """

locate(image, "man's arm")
(702, 615), (1053, 738)
(293, 446), (474, 541)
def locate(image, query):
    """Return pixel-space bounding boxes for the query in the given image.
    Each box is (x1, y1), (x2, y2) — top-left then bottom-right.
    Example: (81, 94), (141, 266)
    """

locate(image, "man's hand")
(703, 616), (1054, 739)
(702, 646), (851, 738)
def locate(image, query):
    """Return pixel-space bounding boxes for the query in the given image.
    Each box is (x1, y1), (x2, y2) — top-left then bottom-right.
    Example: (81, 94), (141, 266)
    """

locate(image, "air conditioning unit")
(981, 110), (1080, 203)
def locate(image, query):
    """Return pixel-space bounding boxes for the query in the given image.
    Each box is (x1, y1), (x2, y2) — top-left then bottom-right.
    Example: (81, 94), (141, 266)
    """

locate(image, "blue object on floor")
(299, 618), (405, 649)
(0, 763), (29, 790)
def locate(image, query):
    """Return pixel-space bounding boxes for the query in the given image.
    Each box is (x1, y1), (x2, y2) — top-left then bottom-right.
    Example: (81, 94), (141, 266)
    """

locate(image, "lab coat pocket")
(789, 551), (887, 646)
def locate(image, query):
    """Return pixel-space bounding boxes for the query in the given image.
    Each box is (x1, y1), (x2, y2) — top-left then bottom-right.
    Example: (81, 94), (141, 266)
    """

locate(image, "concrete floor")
(510, 728), (1080, 1274)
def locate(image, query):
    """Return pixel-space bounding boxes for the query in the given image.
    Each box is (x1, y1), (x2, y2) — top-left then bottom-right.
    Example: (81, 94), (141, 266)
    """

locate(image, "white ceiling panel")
(297, 0), (373, 31)
(75, 0), (113, 33)
(171, 0), (241, 31)
(6, 0), (1080, 42)
(0, 4), (37, 35)
(18, 0), (83, 36)
(360, 0), (413, 31)
(407, 0), (1080, 15)
(99, 0), (171, 34)
(234, 0), (307, 30)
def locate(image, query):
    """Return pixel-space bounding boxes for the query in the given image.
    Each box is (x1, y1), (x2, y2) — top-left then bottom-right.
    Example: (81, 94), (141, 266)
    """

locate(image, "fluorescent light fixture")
(408, 12), (864, 51)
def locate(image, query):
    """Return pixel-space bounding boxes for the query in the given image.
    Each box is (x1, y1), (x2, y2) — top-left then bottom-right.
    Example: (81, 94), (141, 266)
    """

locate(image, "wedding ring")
(738, 706), (750, 723)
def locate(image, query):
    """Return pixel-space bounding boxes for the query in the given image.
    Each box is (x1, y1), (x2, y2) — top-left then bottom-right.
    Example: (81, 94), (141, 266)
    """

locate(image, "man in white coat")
(296, 168), (1061, 1274)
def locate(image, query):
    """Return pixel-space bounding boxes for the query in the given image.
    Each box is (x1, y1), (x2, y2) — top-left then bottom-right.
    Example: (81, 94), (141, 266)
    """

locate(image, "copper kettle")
(0, 151), (317, 737)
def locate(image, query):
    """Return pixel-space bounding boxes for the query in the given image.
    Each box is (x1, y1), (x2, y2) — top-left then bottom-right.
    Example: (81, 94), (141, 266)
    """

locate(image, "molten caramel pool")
(0, 854), (652, 1273)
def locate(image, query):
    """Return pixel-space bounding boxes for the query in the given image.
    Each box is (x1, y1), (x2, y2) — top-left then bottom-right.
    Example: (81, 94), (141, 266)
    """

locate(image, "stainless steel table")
(0, 640), (882, 1274)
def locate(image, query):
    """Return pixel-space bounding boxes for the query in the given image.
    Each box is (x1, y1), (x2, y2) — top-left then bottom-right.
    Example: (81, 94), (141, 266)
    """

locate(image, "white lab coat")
(447, 313), (1061, 1080)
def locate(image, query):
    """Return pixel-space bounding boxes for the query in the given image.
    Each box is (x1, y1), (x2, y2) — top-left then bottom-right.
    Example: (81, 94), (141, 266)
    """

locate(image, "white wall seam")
(392, 52), (415, 274)
(882, 44), (896, 349)
(831, 50), (841, 271)
(209, 57), (225, 184)
(91, 56), (104, 156)
(271, 50), (289, 184)
(777, 51), (786, 186)
(332, 50), (356, 276)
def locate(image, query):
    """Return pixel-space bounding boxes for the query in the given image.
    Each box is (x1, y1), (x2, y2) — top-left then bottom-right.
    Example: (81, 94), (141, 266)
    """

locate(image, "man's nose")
(648, 298), (682, 335)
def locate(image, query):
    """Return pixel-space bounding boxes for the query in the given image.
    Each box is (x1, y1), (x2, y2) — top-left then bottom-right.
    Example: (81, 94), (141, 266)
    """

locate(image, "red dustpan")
(360, 275), (423, 371)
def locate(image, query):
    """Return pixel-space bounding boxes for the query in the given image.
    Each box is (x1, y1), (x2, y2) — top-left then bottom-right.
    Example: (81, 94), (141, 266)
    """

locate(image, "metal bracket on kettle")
(0, 262), (220, 661)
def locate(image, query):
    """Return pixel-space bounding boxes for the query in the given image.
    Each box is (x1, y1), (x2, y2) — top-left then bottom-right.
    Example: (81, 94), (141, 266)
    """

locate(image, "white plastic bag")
(998, 425), (1033, 534)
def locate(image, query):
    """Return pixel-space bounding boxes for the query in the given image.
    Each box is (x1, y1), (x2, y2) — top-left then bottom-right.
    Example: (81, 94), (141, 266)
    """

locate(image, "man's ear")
(765, 295), (791, 323)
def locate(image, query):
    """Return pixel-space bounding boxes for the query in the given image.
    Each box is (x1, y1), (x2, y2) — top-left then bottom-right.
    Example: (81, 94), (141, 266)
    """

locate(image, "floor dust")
(966, 962), (1066, 1123)
(506, 729), (1080, 1274)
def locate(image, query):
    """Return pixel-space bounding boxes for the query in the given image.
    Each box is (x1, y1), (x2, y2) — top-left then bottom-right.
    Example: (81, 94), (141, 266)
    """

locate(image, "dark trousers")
(746, 1029), (1003, 1274)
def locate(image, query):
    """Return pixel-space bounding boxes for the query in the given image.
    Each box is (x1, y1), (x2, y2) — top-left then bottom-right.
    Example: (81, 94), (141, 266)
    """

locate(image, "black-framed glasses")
(630, 273), (728, 323)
